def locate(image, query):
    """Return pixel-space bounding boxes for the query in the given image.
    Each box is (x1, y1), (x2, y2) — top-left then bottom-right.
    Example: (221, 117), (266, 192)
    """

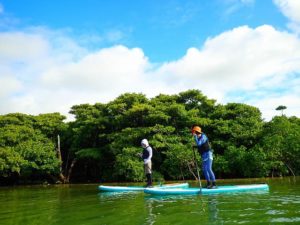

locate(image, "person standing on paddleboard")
(139, 139), (153, 187)
(192, 125), (217, 189)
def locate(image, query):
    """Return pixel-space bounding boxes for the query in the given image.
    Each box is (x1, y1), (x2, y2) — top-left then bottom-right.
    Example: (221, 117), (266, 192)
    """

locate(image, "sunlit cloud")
(154, 25), (300, 88)
(0, 74), (22, 98)
(273, 0), (300, 34)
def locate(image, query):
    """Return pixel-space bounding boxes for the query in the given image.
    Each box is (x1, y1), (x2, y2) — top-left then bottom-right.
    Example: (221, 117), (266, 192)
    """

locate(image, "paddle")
(192, 146), (202, 193)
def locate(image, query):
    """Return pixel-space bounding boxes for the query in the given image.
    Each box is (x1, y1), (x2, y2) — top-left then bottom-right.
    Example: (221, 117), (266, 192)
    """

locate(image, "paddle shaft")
(192, 147), (202, 192)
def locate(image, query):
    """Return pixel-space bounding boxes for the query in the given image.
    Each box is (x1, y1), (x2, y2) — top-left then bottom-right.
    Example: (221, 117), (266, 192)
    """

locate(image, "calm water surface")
(0, 177), (299, 225)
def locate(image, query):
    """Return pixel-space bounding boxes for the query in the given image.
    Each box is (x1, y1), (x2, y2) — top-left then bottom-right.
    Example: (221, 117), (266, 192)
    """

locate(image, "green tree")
(276, 105), (287, 116)
(0, 113), (63, 183)
(258, 116), (300, 177)
(3, 89), (299, 184)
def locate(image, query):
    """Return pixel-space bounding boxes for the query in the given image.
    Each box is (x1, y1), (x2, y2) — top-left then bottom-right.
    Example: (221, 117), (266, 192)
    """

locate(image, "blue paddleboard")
(144, 184), (269, 195)
(98, 182), (189, 192)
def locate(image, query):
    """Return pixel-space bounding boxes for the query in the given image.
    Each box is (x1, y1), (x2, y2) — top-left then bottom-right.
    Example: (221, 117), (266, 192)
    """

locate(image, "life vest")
(142, 147), (150, 159)
(197, 135), (211, 154)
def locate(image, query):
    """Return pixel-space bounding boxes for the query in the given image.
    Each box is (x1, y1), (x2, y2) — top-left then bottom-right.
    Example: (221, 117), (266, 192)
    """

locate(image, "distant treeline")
(1, 89), (299, 185)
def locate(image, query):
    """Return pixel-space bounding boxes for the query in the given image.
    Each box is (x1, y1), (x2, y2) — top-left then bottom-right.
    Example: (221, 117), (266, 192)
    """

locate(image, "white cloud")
(0, 28), (153, 118)
(0, 32), (49, 62)
(154, 25), (300, 95)
(252, 94), (300, 120)
(0, 74), (22, 98)
(274, 0), (300, 34)
(274, 0), (300, 23)
(0, 24), (300, 121)
(41, 45), (149, 92)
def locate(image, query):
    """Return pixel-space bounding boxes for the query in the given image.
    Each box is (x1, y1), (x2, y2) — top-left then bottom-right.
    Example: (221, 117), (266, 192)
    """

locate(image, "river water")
(0, 177), (299, 225)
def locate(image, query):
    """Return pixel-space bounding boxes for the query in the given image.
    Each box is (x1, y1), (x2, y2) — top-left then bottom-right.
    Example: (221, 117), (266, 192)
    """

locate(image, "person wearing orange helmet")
(191, 125), (217, 189)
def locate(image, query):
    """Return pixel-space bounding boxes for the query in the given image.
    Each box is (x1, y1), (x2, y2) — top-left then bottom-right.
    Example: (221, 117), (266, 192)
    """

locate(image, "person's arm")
(193, 134), (207, 146)
(148, 147), (152, 159)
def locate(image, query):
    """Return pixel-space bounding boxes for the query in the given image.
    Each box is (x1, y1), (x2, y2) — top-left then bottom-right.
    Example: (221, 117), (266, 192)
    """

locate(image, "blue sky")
(0, 0), (299, 120)
(1, 0), (287, 61)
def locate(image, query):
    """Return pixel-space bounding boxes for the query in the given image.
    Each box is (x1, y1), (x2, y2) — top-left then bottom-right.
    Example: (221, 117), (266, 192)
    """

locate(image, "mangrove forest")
(1, 89), (299, 185)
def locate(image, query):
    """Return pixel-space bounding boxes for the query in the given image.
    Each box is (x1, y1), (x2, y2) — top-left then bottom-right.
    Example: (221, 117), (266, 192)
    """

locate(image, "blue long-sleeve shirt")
(193, 133), (213, 161)
(194, 133), (208, 146)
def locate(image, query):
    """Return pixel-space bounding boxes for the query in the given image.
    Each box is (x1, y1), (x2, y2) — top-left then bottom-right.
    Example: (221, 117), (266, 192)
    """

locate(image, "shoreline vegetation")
(1, 176), (299, 188)
(1, 89), (299, 186)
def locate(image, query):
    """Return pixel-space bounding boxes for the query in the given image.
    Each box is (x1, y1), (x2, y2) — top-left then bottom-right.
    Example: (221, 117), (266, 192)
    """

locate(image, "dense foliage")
(1, 90), (299, 184)
(0, 113), (66, 183)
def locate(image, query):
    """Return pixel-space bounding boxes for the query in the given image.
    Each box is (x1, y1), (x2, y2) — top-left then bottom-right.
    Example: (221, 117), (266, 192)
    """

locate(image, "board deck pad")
(144, 184), (269, 195)
(98, 182), (189, 192)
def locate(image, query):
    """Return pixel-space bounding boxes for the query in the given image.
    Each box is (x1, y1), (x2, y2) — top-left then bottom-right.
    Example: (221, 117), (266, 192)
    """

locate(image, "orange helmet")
(191, 126), (201, 134)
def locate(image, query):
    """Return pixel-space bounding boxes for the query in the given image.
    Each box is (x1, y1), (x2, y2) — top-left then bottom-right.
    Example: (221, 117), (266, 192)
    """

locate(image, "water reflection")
(2, 178), (298, 225)
(96, 183), (300, 225)
(207, 196), (220, 224)
(145, 198), (156, 225)
(97, 191), (141, 204)
(142, 190), (275, 225)
(143, 194), (224, 224)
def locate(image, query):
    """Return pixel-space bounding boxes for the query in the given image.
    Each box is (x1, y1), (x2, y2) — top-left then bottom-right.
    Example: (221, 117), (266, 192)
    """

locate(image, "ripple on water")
(271, 217), (300, 223)
(265, 209), (286, 215)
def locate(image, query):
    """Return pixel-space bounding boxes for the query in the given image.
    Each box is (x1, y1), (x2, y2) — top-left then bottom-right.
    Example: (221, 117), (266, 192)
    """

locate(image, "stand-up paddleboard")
(144, 184), (269, 195)
(98, 182), (189, 192)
